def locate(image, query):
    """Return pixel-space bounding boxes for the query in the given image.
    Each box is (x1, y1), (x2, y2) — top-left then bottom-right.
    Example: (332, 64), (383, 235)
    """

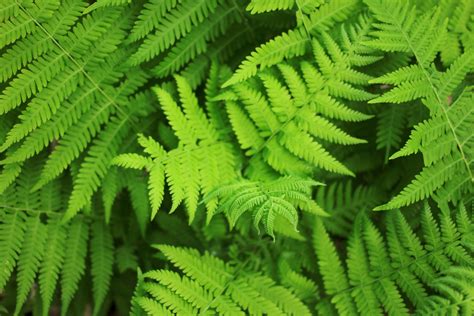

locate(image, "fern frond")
(246, 0), (295, 14)
(39, 218), (66, 316)
(0, 211), (26, 290)
(60, 218), (88, 316)
(129, 0), (180, 41)
(313, 204), (474, 314)
(365, 0), (447, 66)
(313, 217), (357, 315)
(14, 214), (47, 315)
(114, 76), (237, 223)
(129, 0), (218, 65)
(83, 0), (131, 14)
(207, 176), (325, 237)
(315, 180), (383, 236)
(132, 245), (311, 315)
(223, 28), (309, 86)
(305, 0), (360, 34)
(368, 2), (474, 208)
(223, 60), (371, 177)
(0, 4), (157, 223)
(91, 220), (114, 316)
(416, 266), (474, 315)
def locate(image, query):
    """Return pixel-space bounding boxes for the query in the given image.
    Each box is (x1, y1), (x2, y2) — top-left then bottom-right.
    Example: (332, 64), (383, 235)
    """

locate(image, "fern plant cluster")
(0, 0), (473, 315)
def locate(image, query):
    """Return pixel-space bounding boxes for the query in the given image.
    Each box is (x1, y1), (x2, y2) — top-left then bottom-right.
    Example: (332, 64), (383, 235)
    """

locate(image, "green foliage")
(366, 0), (474, 209)
(131, 245), (311, 315)
(1, 0), (473, 315)
(313, 204), (473, 315)
(113, 75), (238, 222)
(206, 176), (326, 237)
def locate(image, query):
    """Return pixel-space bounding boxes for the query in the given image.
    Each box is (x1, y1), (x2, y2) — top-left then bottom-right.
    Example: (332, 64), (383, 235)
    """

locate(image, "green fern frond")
(14, 214), (47, 316)
(246, 0), (296, 14)
(39, 218), (66, 316)
(315, 180), (384, 236)
(60, 218), (88, 316)
(223, 60), (371, 177)
(129, 0), (218, 65)
(313, 204), (474, 314)
(0, 4), (156, 222)
(364, 0), (447, 67)
(305, 0), (360, 35)
(376, 87), (474, 209)
(129, 0), (180, 41)
(83, 0), (131, 14)
(223, 28), (309, 86)
(206, 176), (325, 237)
(0, 211), (26, 290)
(367, 0), (474, 209)
(91, 220), (114, 316)
(131, 245), (312, 315)
(114, 76), (238, 223)
(416, 266), (474, 315)
(376, 105), (407, 161)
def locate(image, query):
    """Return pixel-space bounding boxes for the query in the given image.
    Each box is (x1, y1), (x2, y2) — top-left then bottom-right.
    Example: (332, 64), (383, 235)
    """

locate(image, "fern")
(83, 0), (131, 14)
(0, 169), (105, 315)
(417, 266), (474, 315)
(366, 0), (474, 209)
(128, 0), (252, 79)
(14, 214), (47, 315)
(206, 176), (326, 237)
(39, 218), (67, 315)
(1, 0), (473, 314)
(0, 212), (26, 290)
(0, 2), (156, 223)
(222, 61), (371, 177)
(313, 203), (473, 315)
(246, 0), (297, 14)
(90, 220), (114, 315)
(60, 218), (88, 316)
(315, 180), (384, 236)
(224, 0), (363, 86)
(131, 245), (311, 315)
(114, 75), (238, 223)
(376, 105), (407, 162)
